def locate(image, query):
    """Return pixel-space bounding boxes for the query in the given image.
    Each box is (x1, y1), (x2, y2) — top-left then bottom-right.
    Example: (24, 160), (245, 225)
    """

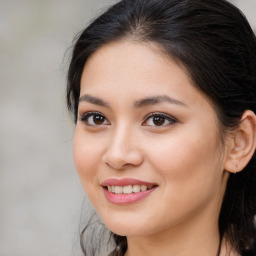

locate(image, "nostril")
(104, 161), (126, 170)
(103, 147), (144, 170)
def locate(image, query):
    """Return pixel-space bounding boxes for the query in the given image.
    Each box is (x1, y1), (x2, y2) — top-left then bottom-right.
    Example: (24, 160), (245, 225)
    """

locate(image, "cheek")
(73, 129), (103, 194)
(148, 132), (217, 169)
(146, 128), (222, 199)
(142, 135), (224, 229)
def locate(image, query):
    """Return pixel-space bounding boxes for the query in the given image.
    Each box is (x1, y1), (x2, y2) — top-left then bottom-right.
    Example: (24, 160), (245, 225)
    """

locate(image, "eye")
(79, 112), (110, 126)
(143, 113), (177, 127)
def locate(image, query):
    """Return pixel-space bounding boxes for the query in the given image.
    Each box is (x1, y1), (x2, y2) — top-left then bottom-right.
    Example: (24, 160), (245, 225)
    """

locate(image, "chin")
(100, 214), (158, 237)
(106, 224), (145, 237)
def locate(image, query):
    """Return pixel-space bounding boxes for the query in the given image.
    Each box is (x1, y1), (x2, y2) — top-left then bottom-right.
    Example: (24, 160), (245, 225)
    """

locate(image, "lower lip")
(103, 187), (157, 205)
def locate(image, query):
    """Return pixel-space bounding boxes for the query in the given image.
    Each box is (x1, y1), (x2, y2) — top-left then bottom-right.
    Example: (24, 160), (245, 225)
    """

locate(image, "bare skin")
(74, 40), (256, 256)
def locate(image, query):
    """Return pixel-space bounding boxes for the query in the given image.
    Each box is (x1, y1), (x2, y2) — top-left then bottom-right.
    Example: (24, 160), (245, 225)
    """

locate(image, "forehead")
(80, 40), (210, 109)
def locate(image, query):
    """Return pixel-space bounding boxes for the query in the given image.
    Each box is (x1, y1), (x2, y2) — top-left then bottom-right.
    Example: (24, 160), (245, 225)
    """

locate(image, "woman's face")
(74, 41), (229, 237)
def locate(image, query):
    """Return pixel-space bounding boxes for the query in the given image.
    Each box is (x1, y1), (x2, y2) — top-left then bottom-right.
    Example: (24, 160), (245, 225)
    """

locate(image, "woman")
(67, 0), (256, 255)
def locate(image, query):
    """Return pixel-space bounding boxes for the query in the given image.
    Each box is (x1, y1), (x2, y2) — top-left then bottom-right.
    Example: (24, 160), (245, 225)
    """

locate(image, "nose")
(102, 124), (144, 170)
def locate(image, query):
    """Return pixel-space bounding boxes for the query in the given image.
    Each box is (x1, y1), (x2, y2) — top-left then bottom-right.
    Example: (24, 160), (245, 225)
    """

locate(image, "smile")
(107, 184), (154, 194)
(101, 178), (158, 204)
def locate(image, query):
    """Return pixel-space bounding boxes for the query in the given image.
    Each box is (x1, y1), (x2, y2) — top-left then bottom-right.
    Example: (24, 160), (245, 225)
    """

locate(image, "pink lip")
(101, 178), (157, 187)
(101, 178), (158, 205)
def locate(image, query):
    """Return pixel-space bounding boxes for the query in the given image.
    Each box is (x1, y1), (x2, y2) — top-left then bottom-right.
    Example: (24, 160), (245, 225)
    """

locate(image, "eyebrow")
(79, 94), (110, 108)
(134, 95), (188, 108)
(78, 94), (187, 108)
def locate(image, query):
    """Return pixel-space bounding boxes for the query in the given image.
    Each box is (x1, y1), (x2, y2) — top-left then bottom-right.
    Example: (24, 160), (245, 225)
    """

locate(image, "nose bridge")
(112, 121), (132, 150)
(103, 121), (143, 169)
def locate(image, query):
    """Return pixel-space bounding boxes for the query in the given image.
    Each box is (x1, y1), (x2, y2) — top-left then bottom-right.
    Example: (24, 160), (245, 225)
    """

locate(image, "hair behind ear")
(220, 110), (256, 255)
(224, 110), (256, 174)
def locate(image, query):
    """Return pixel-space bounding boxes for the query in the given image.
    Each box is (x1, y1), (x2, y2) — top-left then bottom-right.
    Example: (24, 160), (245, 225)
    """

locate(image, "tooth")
(123, 185), (133, 194)
(141, 185), (147, 191)
(111, 186), (115, 193)
(148, 185), (153, 189)
(133, 185), (140, 193)
(107, 186), (111, 192)
(115, 186), (123, 194)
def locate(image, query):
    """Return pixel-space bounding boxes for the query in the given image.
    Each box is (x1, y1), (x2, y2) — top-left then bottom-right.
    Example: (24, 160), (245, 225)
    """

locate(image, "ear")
(224, 110), (256, 173)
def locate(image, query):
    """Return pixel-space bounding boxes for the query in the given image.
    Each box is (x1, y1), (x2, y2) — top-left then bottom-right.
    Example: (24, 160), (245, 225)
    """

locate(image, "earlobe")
(224, 110), (256, 174)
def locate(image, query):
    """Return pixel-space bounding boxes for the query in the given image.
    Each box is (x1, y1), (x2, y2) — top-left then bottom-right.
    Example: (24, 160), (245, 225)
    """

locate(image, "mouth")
(101, 178), (158, 204)
(103, 184), (157, 194)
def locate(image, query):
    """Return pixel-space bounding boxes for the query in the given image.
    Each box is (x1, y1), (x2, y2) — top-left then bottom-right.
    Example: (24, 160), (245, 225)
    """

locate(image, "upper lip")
(101, 178), (157, 187)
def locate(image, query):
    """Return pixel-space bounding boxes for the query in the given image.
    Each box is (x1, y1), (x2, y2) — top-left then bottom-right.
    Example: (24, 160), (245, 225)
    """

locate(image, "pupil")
(153, 116), (165, 126)
(93, 115), (104, 124)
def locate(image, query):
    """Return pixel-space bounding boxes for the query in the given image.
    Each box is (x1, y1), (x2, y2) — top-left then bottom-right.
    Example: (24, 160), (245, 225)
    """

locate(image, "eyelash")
(79, 111), (110, 126)
(142, 112), (177, 127)
(79, 111), (177, 127)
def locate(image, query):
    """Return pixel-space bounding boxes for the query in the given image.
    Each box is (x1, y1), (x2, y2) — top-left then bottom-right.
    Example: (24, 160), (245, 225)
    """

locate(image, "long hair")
(67, 0), (256, 255)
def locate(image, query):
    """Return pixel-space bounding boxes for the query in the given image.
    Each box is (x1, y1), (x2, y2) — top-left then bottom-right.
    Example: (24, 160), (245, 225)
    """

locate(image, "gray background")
(0, 1), (255, 256)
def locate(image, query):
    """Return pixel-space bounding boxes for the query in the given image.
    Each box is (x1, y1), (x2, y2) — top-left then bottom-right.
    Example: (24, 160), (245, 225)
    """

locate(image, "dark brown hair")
(67, 0), (256, 255)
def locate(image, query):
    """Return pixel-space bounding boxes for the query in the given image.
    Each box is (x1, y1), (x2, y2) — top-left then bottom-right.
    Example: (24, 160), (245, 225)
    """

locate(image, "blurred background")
(0, 1), (255, 256)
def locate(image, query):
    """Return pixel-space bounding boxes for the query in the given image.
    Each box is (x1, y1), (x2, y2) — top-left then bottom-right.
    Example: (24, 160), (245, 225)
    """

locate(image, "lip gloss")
(103, 186), (157, 205)
(101, 178), (158, 205)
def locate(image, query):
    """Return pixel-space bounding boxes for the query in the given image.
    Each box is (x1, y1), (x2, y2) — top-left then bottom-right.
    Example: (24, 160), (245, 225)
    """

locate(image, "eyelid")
(79, 111), (110, 126)
(142, 112), (178, 126)
(78, 111), (177, 127)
